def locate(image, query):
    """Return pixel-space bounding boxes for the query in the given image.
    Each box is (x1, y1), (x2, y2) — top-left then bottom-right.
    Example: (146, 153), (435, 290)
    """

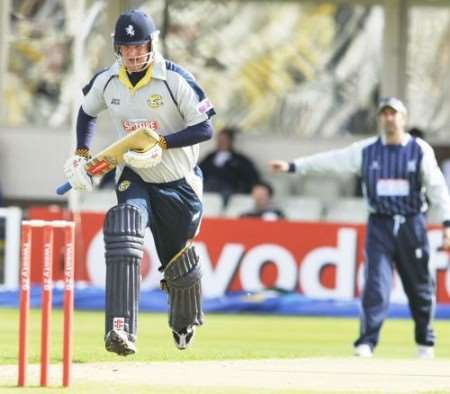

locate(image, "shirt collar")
(380, 132), (411, 146)
(111, 52), (167, 92)
(118, 64), (153, 93)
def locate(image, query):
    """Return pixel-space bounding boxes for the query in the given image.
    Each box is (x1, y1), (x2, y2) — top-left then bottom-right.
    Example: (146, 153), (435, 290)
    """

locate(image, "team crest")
(147, 94), (163, 108)
(118, 180), (131, 192)
(125, 25), (135, 36)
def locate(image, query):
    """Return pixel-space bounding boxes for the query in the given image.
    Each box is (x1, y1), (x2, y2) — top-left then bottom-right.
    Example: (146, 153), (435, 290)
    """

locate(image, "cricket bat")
(56, 128), (159, 195)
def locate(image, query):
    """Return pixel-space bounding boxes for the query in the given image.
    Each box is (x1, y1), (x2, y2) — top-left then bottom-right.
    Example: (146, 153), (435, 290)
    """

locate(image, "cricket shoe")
(172, 326), (195, 350)
(353, 344), (373, 358)
(105, 329), (136, 356)
(417, 345), (434, 359)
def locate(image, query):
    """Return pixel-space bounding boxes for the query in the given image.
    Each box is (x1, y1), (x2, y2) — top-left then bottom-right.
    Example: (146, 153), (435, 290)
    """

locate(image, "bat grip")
(56, 182), (72, 195)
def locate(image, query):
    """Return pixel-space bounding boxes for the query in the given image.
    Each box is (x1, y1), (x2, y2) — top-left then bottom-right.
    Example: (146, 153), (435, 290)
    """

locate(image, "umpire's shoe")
(105, 329), (136, 356)
(172, 326), (195, 350)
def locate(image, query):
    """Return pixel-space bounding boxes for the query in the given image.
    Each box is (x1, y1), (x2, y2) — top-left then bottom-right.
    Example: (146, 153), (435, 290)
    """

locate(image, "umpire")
(269, 97), (450, 359)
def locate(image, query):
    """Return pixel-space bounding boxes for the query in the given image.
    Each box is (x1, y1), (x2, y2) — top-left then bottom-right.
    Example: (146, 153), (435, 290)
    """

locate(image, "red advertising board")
(28, 206), (450, 303)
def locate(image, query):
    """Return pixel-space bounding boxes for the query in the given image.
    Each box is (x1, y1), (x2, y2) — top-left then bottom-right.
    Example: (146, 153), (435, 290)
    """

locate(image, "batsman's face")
(378, 107), (406, 135)
(120, 43), (151, 72)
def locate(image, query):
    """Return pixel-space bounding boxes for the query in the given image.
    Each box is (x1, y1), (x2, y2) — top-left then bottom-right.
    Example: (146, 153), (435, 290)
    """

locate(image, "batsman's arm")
(57, 107), (95, 195)
(57, 127), (161, 194)
(163, 120), (213, 148)
(57, 70), (108, 195)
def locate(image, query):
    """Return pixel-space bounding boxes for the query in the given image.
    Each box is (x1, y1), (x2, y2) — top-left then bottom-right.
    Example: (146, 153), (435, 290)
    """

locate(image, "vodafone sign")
(27, 209), (450, 304)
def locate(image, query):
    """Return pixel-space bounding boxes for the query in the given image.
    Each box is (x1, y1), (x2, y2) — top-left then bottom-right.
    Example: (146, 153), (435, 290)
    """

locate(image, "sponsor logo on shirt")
(376, 179), (410, 196)
(122, 119), (159, 133)
(111, 98), (120, 105)
(147, 94), (163, 108)
(197, 98), (213, 114)
(407, 160), (416, 172)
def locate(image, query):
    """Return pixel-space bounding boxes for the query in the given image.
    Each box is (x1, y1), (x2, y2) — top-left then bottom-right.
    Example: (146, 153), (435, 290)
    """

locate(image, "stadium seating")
(267, 175), (293, 197)
(281, 196), (324, 221)
(324, 197), (368, 223)
(224, 194), (254, 218)
(294, 175), (343, 201)
(202, 192), (224, 217)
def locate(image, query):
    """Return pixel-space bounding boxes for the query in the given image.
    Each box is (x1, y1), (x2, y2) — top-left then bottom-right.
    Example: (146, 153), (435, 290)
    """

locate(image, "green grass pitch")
(1, 308), (450, 393)
(2, 308), (450, 364)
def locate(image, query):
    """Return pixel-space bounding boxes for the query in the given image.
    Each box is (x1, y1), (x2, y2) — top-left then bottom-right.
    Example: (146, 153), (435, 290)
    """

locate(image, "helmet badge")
(125, 24), (135, 36)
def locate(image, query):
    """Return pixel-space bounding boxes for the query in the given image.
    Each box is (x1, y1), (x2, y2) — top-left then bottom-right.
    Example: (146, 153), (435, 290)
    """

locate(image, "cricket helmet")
(112, 10), (159, 70)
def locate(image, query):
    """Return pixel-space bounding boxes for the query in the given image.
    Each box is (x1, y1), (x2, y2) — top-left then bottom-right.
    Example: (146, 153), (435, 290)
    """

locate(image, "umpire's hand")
(269, 160), (289, 173)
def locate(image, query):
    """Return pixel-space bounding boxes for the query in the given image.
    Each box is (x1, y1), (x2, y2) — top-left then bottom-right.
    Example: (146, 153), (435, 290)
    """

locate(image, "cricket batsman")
(63, 9), (215, 355)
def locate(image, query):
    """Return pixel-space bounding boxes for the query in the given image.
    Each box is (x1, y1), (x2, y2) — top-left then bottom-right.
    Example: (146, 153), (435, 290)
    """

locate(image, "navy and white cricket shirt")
(291, 133), (450, 223)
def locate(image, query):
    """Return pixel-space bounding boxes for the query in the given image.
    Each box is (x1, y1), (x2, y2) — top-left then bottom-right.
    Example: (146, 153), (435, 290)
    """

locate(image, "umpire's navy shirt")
(291, 133), (450, 223)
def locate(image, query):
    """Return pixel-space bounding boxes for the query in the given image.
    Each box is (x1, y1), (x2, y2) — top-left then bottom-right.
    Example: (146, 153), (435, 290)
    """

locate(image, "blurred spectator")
(240, 181), (285, 221)
(199, 126), (260, 204)
(408, 127), (425, 139)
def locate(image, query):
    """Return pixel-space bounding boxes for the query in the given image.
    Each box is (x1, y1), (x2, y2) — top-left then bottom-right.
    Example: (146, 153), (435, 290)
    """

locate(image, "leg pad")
(104, 204), (145, 338)
(164, 246), (203, 332)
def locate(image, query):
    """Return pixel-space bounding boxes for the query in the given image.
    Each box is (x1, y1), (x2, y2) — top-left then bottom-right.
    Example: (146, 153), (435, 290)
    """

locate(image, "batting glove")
(64, 155), (93, 192)
(123, 143), (163, 169)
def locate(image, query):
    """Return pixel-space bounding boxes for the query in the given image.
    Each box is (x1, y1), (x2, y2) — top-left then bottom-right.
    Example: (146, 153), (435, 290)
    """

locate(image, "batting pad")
(164, 246), (203, 332)
(104, 204), (146, 337)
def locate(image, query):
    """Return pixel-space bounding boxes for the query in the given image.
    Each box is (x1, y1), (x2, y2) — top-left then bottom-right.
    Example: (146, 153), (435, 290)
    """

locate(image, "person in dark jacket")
(199, 126), (260, 204)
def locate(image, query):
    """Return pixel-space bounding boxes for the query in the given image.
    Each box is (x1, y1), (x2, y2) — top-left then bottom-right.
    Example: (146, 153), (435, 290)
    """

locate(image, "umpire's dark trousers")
(354, 213), (435, 349)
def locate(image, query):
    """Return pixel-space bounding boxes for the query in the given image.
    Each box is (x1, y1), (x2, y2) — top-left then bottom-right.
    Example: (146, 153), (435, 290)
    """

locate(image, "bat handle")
(56, 181), (72, 195)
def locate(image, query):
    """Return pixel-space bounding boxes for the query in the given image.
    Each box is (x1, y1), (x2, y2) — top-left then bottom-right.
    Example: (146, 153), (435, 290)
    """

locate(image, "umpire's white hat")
(377, 97), (407, 115)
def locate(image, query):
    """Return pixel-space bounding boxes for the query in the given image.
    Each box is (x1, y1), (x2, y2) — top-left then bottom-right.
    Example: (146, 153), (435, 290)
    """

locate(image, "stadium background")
(1, 0), (449, 312)
(1, 1), (450, 392)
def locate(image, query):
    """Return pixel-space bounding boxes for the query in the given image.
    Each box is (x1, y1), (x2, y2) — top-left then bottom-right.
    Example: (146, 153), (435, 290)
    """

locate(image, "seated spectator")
(240, 181), (285, 221)
(199, 126), (260, 204)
